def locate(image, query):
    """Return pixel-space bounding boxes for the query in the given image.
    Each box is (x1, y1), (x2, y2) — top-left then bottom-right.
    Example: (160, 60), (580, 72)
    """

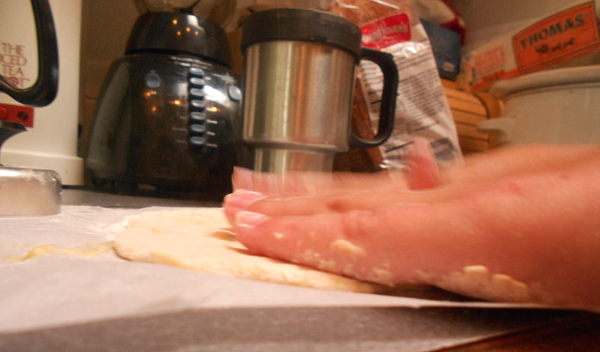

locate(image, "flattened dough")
(113, 208), (382, 293)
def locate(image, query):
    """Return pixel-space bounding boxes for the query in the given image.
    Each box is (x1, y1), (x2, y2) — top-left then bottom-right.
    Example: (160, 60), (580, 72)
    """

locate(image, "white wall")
(78, 0), (138, 161)
(449, 0), (600, 49)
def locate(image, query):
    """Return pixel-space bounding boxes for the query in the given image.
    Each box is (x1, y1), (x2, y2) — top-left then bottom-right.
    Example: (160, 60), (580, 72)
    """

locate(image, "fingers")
(223, 191), (266, 223)
(224, 145), (600, 221)
(227, 145), (600, 310)
(443, 144), (600, 186)
(227, 169), (405, 221)
(231, 137), (445, 195)
(405, 137), (442, 190)
(225, 185), (464, 220)
(235, 166), (600, 308)
(233, 196), (499, 288)
(232, 167), (402, 196)
(234, 207), (424, 286)
(224, 189), (391, 219)
(225, 137), (444, 219)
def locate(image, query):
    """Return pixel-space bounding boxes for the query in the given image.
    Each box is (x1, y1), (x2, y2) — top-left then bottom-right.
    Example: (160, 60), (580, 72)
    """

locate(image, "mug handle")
(0, 0), (59, 107)
(348, 47), (399, 148)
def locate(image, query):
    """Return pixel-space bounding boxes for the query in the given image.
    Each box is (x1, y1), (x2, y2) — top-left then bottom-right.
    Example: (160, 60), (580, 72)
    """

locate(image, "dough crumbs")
(316, 260), (339, 273)
(329, 240), (366, 257)
(2, 243), (112, 262)
(297, 250), (338, 273)
(112, 208), (384, 294)
(429, 265), (531, 303)
(371, 269), (394, 286)
(493, 274), (529, 297)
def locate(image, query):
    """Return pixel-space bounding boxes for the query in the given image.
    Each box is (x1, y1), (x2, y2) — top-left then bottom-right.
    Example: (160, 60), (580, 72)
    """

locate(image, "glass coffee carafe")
(86, 0), (245, 198)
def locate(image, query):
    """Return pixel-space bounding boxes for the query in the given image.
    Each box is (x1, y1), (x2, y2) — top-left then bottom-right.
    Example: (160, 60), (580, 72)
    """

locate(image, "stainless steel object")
(243, 41), (357, 172)
(241, 8), (399, 173)
(0, 165), (61, 216)
(0, 121), (61, 216)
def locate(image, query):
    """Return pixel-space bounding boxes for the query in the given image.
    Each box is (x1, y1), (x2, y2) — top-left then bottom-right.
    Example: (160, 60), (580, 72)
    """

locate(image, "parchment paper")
(0, 205), (545, 334)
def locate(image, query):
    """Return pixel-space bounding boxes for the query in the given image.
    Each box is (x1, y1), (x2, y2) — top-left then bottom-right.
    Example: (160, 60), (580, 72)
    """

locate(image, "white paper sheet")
(0, 206), (545, 333)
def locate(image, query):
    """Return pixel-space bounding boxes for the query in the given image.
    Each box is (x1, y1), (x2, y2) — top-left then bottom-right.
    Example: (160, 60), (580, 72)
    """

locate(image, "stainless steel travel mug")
(241, 8), (399, 173)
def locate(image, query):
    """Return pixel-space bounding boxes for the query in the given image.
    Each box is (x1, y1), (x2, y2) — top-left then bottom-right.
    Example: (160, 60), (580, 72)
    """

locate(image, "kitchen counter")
(61, 186), (222, 208)
(1, 187), (599, 351)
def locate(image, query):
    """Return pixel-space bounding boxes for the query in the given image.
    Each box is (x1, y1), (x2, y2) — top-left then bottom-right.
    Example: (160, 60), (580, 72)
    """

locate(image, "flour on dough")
(112, 208), (383, 293)
(417, 265), (531, 303)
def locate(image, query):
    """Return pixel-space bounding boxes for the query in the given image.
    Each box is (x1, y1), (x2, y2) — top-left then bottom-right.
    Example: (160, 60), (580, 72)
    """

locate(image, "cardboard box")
(421, 19), (462, 81)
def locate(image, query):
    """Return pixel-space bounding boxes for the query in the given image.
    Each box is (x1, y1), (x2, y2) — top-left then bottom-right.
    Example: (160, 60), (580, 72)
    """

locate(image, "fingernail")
(232, 167), (253, 191)
(408, 137), (435, 159)
(235, 211), (270, 229)
(224, 190), (266, 209)
(406, 137), (441, 190)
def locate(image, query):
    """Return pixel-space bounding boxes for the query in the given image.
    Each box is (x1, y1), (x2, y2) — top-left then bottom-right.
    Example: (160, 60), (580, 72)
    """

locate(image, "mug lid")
(241, 8), (363, 59)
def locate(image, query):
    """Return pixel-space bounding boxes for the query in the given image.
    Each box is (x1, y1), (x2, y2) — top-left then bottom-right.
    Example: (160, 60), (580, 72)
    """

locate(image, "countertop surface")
(1, 187), (599, 351)
(60, 187), (222, 209)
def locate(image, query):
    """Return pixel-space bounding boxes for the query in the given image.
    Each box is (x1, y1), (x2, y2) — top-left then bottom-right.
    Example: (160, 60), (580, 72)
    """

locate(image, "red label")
(0, 103), (34, 127)
(360, 14), (411, 50)
(513, 2), (600, 72)
(472, 46), (506, 75)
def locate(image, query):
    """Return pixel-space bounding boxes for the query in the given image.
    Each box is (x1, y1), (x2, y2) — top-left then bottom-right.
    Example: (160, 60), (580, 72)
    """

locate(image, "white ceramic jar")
(477, 66), (600, 146)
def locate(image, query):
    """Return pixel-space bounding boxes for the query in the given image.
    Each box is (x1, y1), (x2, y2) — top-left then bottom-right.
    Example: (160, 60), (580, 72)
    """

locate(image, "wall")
(449, 0), (599, 50)
(78, 0), (138, 160)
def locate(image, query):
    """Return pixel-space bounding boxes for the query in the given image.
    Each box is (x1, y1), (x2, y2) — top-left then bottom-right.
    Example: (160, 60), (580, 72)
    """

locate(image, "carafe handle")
(0, 0), (59, 107)
(348, 48), (398, 148)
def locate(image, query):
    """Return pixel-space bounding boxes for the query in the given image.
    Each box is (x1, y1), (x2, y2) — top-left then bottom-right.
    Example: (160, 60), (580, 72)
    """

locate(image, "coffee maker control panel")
(188, 67), (210, 150)
(186, 65), (236, 156)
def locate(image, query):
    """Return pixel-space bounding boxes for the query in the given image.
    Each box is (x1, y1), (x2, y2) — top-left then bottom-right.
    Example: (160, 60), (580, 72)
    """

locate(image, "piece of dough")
(113, 208), (383, 293)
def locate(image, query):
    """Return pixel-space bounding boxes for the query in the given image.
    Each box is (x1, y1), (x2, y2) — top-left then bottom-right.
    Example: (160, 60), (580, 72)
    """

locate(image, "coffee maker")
(86, 0), (245, 198)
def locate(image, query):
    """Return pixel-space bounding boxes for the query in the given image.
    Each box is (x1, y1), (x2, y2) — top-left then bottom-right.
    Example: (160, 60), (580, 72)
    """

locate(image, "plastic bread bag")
(327, 0), (463, 170)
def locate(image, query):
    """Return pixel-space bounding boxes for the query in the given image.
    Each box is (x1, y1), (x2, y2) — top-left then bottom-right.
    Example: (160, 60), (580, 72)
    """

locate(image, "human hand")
(224, 141), (600, 312)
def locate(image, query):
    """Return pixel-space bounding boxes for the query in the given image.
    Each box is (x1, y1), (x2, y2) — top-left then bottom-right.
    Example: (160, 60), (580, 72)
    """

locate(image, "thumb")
(233, 208), (422, 286)
(406, 137), (441, 190)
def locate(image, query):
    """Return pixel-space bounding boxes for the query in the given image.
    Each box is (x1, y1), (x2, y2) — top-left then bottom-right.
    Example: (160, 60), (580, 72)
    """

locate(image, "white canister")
(0, 0), (84, 185)
(477, 66), (600, 146)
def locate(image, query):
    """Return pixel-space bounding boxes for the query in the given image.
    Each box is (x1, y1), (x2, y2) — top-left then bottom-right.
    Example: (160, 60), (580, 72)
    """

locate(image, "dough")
(2, 243), (111, 262)
(113, 208), (383, 293)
